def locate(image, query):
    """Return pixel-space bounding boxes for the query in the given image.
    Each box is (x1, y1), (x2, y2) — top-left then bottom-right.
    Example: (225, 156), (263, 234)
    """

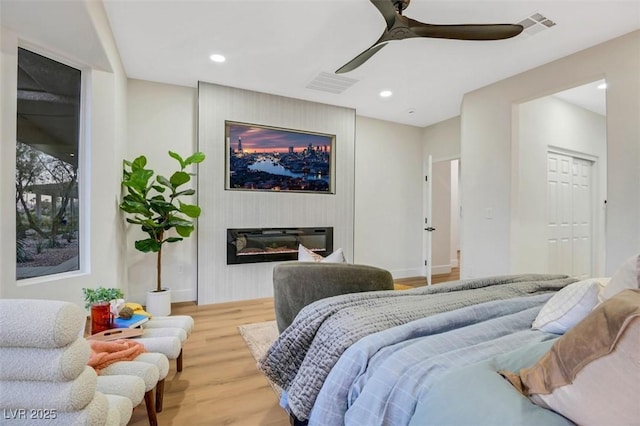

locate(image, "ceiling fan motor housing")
(393, 0), (411, 13)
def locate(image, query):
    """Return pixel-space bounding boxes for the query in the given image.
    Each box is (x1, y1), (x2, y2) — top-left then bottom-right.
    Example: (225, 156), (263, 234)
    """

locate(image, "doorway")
(423, 158), (461, 284)
(512, 80), (607, 277)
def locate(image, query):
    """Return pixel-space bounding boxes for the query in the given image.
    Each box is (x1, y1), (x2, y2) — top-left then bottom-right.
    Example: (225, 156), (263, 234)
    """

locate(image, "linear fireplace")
(227, 227), (333, 265)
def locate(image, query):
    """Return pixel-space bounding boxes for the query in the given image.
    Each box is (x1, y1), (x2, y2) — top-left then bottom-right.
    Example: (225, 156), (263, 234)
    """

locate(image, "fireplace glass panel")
(227, 227), (333, 264)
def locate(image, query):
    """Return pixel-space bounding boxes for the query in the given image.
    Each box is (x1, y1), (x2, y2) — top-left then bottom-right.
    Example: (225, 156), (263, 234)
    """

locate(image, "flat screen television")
(225, 120), (335, 194)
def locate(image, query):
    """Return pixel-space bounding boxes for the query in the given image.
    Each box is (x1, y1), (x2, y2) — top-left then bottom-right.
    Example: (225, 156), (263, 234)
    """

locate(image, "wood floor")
(129, 297), (288, 426)
(128, 266), (460, 426)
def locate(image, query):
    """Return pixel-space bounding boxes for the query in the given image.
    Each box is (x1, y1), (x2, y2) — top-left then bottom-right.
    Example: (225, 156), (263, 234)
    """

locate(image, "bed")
(258, 255), (640, 426)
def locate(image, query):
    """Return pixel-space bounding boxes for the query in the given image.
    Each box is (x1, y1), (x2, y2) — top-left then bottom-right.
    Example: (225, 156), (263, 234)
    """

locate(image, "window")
(15, 48), (82, 280)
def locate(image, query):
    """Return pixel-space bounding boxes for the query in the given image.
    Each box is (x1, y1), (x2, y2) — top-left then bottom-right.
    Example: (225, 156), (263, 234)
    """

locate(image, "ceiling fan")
(336, 0), (524, 74)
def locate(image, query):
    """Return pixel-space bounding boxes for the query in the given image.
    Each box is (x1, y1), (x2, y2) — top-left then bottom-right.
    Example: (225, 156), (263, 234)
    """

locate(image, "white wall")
(354, 116), (424, 278)
(125, 79), (198, 304)
(422, 116), (461, 162)
(0, 2), (129, 310)
(0, 29), (18, 299)
(197, 82), (356, 304)
(461, 31), (640, 278)
(512, 95), (606, 275)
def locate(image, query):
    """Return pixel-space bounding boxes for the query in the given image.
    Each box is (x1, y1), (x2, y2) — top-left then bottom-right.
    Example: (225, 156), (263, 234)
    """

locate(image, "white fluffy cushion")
(104, 394), (132, 426)
(298, 244), (346, 263)
(0, 337), (90, 381)
(0, 299), (85, 348)
(600, 253), (640, 301)
(532, 279), (600, 334)
(0, 366), (97, 411)
(96, 375), (145, 406)
(100, 361), (159, 392)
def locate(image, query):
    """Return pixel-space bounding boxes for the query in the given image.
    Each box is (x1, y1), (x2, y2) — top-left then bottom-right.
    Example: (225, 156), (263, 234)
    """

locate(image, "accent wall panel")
(197, 82), (356, 304)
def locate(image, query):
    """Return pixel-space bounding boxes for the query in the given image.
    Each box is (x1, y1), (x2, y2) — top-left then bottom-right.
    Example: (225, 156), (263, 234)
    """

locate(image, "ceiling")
(553, 79), (607, 116)
(102, 0), (638, 127)
(3, 1), (639, 128)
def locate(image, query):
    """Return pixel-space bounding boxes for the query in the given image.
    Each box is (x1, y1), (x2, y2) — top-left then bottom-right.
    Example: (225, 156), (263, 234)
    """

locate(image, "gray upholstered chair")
(273, 261), (394, 333)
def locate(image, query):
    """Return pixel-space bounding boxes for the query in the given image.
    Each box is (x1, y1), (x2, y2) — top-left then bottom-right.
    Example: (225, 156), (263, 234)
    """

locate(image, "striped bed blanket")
(258, 274), (576, 421)
(309, 294), (559, 425)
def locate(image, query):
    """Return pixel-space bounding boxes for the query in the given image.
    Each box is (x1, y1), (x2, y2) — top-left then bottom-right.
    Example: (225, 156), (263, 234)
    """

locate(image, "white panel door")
(547, 152), (592, 278)
(571, 158), (592, 279)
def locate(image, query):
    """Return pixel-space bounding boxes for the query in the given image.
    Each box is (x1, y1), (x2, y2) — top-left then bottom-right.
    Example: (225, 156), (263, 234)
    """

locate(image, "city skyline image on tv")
(225, 121), (335, 193)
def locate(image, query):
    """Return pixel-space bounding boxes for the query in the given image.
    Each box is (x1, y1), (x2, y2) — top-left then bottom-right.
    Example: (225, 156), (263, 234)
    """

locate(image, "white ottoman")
(96, 375), (145, 406)
(142, 315), (194, 372)
(99, 361), (159, 426)
(135, 352), (170, 412)
(97, 375), (145, 425)
(141, 327), (187, 343)
(105, 394), (133, 426)
(143, 315), (194, 336)
(133, 333), (184, 372)
(139, 328), (186, 373)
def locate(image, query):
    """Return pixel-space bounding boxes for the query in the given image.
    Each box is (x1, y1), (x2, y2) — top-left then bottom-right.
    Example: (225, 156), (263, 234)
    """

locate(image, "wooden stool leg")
(177, 348), (183, 372)
(144, 389), (158, 426)
(155, 379), (165, 412)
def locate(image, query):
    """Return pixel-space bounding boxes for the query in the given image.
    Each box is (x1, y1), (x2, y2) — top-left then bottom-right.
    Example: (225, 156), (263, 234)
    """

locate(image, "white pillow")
(592, 277), (611, 291)
(298, 244), (346, 263)
(532, 279), (600, 334)
(600, 254), (640, 302)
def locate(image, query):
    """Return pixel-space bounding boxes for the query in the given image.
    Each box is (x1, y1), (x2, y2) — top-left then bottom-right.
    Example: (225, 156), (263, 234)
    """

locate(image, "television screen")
(225, 121), (335, 193)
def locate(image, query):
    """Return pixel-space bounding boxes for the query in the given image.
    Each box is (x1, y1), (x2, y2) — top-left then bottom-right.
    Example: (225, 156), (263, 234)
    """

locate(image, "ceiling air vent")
(306, 72), (358, 94)
(517, 12), (556, 38)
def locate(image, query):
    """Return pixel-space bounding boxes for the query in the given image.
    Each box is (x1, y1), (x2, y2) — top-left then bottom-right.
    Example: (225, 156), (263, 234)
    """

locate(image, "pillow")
(592, 276), (610, 292)
(600, 253), (640, 301)
(501, 289), (640, 426)
(531, 279), (600, 334)
(298, 244), (346, 263)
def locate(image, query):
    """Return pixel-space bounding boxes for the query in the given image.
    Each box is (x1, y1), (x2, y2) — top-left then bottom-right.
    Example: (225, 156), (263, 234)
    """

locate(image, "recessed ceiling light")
(597, 83), (607, 90)
(210, 54), (226, 63)
(379, 90), (392, 98)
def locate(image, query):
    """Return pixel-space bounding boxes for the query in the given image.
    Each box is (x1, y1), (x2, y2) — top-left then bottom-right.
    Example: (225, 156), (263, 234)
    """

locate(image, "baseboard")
(432, 264), (452, 275)
(391, 267), (424, 280)
(170, 288), (196, 303)
(391, 265), (453, 279)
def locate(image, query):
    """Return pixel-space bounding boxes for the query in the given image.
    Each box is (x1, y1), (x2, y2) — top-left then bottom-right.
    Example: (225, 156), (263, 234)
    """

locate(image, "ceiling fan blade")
(370, 0), (398, 30)
(408, 19), (523, 40)
(336, 42), (388, 74)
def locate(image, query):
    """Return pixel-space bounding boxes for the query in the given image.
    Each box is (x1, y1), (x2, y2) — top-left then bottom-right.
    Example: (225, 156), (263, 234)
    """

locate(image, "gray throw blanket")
(258, 274), (576, 421)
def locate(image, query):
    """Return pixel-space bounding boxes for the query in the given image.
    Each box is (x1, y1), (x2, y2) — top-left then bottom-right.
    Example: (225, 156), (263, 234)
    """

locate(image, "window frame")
(16, 42), (91, 285)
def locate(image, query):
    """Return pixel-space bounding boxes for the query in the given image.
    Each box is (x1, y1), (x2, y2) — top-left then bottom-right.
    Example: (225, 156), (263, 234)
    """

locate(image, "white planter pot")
(146, 288), (171, 316)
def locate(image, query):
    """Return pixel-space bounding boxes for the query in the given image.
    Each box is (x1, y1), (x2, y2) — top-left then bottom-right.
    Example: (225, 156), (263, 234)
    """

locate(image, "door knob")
(425, 227), (436, 232)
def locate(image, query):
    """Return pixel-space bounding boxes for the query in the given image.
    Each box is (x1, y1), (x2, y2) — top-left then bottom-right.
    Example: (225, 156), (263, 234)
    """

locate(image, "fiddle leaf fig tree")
(119, 151), (205, 292)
